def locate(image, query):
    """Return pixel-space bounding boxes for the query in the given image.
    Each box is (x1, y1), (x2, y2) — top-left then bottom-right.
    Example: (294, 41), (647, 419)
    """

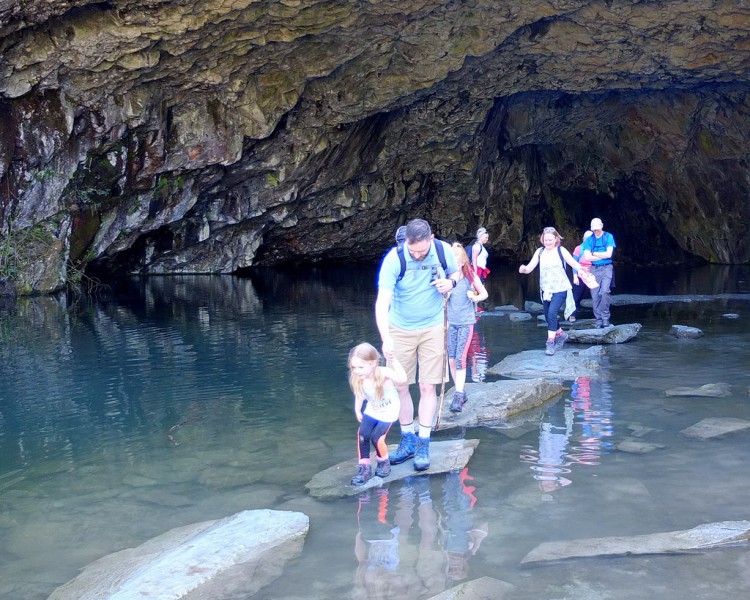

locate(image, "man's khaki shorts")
(389, 322), (447, 385)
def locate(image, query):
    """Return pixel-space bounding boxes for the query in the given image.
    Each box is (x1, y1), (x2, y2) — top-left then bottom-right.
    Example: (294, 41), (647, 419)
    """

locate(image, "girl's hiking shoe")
(389, 432), (417, 464)
(449, 391), (467, 412)
(375, 459), (391, 478)
(554, 331), (569, 350)
(351, 463), (372, 486)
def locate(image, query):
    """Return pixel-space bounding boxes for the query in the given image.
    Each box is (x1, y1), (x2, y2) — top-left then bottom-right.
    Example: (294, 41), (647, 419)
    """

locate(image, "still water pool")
(1, 265), (749, 599)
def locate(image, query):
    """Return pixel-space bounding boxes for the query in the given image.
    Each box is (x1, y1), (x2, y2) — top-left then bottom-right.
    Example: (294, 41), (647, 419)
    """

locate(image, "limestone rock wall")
(1, 1), (749, 292)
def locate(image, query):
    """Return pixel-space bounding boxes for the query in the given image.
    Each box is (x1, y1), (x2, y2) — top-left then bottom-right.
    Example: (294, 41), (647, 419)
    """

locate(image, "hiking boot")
(545, 340), (556, 355)
(554, 331), (569, 351)
(389, 432), (417, 465)
(375, 459), (391, 478)
(602, 321), (611, 327)
(449, 391), (466, 413)
(414, 437), (431, 471)
(351, 463), (372, 486)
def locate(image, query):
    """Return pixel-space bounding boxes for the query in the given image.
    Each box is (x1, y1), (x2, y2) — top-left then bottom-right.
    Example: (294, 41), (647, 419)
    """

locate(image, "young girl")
(447, 244), (488, 413)
(349, 343), (407, 486)
(519, 227), (590, 356)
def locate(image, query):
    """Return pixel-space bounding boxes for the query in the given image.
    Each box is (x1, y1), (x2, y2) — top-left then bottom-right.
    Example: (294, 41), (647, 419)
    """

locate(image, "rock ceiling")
(1, 1), (749, 292)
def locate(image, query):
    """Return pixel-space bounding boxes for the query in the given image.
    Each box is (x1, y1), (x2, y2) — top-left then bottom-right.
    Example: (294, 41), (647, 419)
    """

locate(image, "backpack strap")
(396, 240), (448, 282)
(557, 246), (566, 270)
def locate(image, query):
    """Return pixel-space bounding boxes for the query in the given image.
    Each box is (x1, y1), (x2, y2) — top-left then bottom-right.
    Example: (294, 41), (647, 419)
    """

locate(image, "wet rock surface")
(487, 346), (608, 381)
(2, 3), (750, 291)
(48, 509), (309, 600)
(305, 439), (480, 499)
(680, 417), (750, 440)
(521, 520), (750, 564)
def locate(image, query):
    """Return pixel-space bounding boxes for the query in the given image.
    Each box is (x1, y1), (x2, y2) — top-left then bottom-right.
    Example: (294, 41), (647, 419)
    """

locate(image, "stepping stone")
(49, 510), (309, 600)
(487, 346), (606, 381)
(521, 520), (750, 564)
(670, 324), (704, 338)
(567, 323), (641, 344)
(305, 439), (479, 499)
(437, 379), (564, 429)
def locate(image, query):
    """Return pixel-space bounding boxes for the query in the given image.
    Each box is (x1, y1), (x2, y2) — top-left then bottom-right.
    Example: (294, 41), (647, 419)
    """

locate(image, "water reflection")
(1, 264), (750, 599)
(466, 327), (489, 383)
(521, 377), (615, 496)
(353, 470), (487, 599)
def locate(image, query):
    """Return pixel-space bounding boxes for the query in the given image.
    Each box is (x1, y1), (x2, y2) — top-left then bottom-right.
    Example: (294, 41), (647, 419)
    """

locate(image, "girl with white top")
(470, 227), (490, 281)
(349, 342), (407, 485)
(519, 227), (590, 356)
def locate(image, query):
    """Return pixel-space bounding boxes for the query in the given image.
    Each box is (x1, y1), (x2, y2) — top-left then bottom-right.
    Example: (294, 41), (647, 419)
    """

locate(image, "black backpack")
(396, 237), (448, 282)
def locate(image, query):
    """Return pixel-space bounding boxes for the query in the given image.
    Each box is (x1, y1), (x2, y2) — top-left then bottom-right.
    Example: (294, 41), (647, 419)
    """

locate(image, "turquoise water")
(1, 265), (749, 599)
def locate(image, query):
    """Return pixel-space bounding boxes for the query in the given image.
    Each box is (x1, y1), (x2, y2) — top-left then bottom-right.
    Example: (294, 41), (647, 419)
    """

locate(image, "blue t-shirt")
(378, 240), (458, 330)
(581, 232), (616, 266)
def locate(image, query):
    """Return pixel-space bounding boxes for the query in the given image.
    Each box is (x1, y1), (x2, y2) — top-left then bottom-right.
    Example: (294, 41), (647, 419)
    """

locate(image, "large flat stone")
(305, 439), (479, 499)
(521, 520), (750, 564)
(48, 509), (309, 600)
(487, 346), (607, 381)
(436, 379), (564, 429)
(567, 323), (641, 344)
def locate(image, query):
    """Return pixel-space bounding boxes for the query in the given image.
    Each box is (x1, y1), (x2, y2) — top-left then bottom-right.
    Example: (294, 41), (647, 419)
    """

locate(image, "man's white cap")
(590, 218), (603, 230)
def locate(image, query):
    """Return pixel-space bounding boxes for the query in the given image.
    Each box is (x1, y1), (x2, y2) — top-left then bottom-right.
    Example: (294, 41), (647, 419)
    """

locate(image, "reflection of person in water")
(353, 473), (488, 598)
(441, 468), (488, 581)
(353, 478), (441, 599)
(522, 400), (574, 495)
(466, 328), (489, 384)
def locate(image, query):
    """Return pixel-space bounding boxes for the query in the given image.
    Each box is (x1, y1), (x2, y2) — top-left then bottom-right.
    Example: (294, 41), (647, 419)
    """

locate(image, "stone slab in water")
(427, 576), (515, 599)
(680, 417), (750, 440)
(305, 439), (479, 499)
(487, 346), (606, 381)
(48, 509), (309, 600)
(567, 323), (641, 344)
(521, 520), (750, 564)
(670, 324), (704, 338)
(665, 382), (732, 397)
(436, 379), (564, 429)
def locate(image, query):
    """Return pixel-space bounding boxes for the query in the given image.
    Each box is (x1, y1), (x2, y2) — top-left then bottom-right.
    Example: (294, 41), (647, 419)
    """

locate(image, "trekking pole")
(435, 294), (449, 431)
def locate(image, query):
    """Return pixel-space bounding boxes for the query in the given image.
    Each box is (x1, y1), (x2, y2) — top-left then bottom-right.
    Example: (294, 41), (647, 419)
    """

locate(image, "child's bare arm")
(382, 358), (407, 385)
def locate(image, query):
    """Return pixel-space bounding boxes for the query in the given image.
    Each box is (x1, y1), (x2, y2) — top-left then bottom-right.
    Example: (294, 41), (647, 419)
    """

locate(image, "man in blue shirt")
(582, 217), (616, 328)
(375, 219), (458, 471)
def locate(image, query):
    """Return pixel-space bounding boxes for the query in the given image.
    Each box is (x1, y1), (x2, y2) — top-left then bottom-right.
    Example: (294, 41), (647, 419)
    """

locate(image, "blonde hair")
(451, 243), (476, 281)
(540, 227), (562, 246)
(348, 342), (384, 401)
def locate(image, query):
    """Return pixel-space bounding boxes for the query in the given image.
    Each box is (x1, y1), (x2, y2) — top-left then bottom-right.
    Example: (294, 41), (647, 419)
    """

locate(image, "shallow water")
(1, 265), (749, 599)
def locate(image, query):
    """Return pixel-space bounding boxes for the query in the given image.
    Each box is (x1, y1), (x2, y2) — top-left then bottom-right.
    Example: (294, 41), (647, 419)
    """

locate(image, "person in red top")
(570, 230), (593, 322)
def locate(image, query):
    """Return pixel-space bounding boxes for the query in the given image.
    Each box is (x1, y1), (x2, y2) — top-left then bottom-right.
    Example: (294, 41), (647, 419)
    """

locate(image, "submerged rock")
(427, 576), (515, 599)
(305, 439), (480, 499)
(487, 346), (607, 381)
(48, 509), (309, 600)
(521, 520), (750, 564)
(680, 417), (750, 440)
(665, 382), (732, 397)
(616, 439), (665, 453)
